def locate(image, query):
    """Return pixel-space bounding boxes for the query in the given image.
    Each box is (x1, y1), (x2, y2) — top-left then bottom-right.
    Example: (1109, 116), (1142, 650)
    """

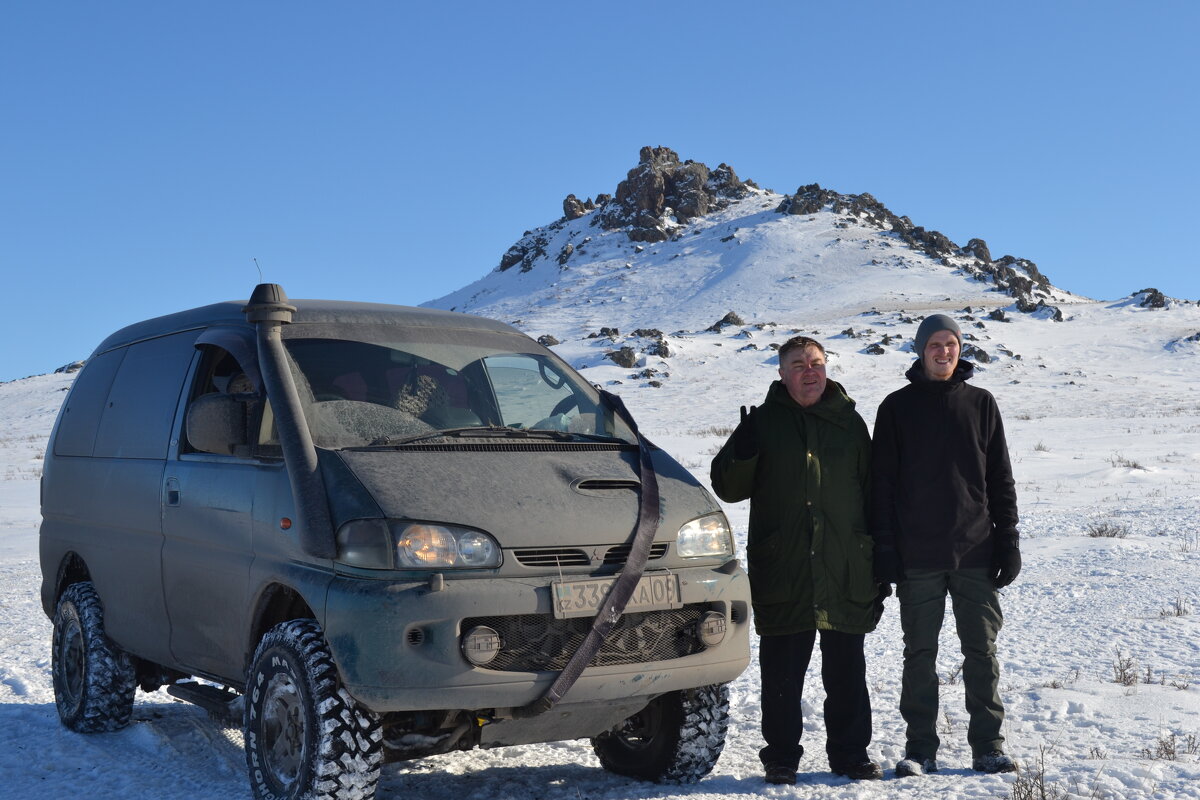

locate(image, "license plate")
(551, 572), (681, 619)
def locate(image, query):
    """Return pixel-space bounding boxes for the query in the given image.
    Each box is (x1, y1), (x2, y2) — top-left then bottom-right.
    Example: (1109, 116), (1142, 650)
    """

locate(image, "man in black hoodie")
(870, 314), (1021, 778)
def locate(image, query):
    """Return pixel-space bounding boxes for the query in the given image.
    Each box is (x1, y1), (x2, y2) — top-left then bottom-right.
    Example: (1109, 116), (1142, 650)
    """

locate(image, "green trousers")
(898, 568), (1005, 758)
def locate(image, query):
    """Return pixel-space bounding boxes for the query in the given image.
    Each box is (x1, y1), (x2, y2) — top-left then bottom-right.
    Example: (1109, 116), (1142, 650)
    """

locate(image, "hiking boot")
(895, 754), (938, 777)
(764, 763), (797, 785)
(831, 760), (883, 780)
(973, 750), (1018, 774)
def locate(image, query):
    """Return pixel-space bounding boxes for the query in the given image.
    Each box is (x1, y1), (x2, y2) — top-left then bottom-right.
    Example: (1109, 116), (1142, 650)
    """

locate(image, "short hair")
(778, 335), (826, 363)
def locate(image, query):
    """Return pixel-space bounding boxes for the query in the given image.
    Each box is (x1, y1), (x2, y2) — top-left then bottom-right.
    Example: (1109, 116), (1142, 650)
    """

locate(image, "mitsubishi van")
(39, 284), (750, 800)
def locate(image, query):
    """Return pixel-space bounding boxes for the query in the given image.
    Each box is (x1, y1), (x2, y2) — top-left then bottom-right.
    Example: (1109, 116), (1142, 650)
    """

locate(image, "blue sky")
(2, 1), (1196, 382)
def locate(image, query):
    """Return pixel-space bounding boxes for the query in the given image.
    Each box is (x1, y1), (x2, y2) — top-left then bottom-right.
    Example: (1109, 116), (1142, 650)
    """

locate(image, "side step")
(167, 681), (242, 726)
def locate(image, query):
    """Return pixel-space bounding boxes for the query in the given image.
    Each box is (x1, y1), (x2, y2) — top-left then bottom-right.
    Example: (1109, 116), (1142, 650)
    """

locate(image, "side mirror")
(186, 393), (250, 455)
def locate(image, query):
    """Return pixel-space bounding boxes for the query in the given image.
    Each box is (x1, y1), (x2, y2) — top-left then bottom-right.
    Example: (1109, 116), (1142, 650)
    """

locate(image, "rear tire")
(51, 581), (137, 733)
(591, 683), (730, 783)
(244, 619), (383, 800)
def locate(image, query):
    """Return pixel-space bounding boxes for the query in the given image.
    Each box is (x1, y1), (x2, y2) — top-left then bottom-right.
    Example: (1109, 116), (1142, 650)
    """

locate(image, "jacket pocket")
(846, 532), (878, 605)
(747, 528), (792, 605)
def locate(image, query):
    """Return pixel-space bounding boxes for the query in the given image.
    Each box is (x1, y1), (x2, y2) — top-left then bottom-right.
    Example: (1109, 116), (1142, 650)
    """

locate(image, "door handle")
(165, 477), (181, 507)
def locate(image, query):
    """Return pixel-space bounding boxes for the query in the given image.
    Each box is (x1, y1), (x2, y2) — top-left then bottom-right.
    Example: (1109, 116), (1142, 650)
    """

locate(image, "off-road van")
(39, 284), (750, 799)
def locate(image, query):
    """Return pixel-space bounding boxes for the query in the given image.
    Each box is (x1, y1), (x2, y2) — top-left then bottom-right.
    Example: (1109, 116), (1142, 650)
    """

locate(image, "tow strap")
(515, 389), (661, 717)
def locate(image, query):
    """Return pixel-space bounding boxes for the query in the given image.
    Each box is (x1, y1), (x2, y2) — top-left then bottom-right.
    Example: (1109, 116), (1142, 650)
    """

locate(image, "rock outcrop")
(594, 146), (752, 242)
(706, 311), (746, 332)
(1135, 288), (1167, 308)
(498, 227), (558, 273)
(777, 185), (1059, 316)
(606, 347), (639, 368)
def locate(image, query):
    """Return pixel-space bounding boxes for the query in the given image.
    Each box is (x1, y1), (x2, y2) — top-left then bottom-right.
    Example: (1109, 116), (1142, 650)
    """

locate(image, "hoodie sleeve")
(868, 396), (899, 548)
(984, 395), (1019, 534)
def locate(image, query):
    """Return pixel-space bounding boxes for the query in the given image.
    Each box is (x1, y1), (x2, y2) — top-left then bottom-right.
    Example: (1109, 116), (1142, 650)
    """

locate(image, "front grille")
(463, 604), (708, 672)
(513, 543), (670, 568)
(513, 548), (590, 567)
(604, 542), (669, 564)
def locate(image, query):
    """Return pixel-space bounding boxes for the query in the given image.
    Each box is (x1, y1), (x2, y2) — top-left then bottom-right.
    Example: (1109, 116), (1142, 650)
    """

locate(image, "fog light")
(462, 625), (502, 666)
(698, 611), (727, 648)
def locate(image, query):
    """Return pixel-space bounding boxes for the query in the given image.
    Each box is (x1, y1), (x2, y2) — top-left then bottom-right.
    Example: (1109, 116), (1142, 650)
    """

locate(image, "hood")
(334, 444), (720, 549)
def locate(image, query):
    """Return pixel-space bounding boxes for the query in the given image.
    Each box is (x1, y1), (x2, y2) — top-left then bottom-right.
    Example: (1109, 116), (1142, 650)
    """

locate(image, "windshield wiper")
(368, 426), (572, 447)
(556, 431), (632, 444)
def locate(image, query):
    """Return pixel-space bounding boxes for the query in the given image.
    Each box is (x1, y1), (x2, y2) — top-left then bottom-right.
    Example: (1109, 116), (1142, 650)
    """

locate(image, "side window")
(53, 349), (126, 457)
(484, 355), (577, 429)
(93, 332), (198, 459)
(182, 346), (264, 456)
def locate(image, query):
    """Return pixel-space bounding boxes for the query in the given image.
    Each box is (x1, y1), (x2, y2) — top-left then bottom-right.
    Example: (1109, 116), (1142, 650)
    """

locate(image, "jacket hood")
(904, 358), (976, 387)
(766, 378), (858, 427)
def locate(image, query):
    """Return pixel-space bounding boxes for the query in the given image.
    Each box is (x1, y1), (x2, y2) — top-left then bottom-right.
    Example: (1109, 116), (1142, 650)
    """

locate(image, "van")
(39, 284), (750, 799)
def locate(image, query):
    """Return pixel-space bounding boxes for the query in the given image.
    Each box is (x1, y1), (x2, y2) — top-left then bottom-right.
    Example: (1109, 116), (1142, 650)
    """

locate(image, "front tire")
(51, 581), (136, 733)
(244, 619), (383, 800)
(591, 683), (730, 783)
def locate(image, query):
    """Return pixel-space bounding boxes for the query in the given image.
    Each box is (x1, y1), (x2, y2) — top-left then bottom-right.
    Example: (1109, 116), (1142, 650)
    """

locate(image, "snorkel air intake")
(243, 284), (336, 559)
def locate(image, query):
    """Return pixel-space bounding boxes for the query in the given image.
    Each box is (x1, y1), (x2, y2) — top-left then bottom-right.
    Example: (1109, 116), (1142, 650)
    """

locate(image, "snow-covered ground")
(3, 191), (1199, 798)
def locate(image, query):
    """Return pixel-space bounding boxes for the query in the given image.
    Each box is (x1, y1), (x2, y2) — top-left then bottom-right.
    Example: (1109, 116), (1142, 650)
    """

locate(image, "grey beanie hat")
(914, 314), (962, 356)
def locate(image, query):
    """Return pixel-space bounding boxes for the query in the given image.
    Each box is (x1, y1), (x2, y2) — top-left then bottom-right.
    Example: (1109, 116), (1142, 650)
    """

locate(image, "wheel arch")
(244, 582), (317, 675)
(52, 551), (91, 610)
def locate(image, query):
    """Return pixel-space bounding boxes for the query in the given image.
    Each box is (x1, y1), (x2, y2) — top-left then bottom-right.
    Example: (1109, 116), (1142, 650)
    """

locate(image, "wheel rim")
(611, 699), (663, 750)
(261, 671), (306, 789)
(57, 614), (85, 711)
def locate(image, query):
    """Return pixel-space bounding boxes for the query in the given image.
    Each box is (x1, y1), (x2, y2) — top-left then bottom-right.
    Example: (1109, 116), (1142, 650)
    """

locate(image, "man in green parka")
(711, 335), (882, 784)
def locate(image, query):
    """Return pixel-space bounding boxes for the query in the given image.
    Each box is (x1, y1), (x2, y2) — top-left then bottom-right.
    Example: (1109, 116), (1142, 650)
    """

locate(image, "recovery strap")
(515, 389), (661, 717)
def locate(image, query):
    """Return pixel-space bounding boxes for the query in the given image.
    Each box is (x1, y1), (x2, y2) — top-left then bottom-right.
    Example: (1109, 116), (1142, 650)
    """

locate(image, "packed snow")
(2, 190), (1199, 798)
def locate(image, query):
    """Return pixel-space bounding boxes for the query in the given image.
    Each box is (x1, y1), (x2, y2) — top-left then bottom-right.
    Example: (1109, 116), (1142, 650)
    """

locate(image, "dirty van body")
(40, 285), (751, 800)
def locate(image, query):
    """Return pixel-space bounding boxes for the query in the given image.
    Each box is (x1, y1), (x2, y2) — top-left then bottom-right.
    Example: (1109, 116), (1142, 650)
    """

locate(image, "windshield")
(274, 327), (634, 449)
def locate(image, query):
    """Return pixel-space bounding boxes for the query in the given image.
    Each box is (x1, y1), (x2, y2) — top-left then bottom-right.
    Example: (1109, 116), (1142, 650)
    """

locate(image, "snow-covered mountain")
(429, 146), (1077, 338)
(2, 149), (1199, 799)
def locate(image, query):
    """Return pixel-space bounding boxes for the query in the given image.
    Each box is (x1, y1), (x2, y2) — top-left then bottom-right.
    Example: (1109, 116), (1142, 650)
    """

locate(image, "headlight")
(676, 513), (734, 558)
(398, 524), (458, 566)
(336, 520), (502, 569)
(397, 523), (501, 568)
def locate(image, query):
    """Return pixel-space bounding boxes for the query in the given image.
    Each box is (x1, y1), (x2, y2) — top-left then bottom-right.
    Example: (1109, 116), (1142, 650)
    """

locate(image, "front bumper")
(323, 561), (750, 712)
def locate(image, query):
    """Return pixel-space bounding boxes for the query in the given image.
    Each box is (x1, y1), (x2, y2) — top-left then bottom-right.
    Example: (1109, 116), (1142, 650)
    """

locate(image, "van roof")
(92, 298), (520, 355)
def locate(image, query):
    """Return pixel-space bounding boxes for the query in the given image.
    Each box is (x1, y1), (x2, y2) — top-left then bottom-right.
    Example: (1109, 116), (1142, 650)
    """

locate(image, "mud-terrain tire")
(591, 683), (730, 783)
(244, 619), (383, 800)
(51, 581), (137, 733)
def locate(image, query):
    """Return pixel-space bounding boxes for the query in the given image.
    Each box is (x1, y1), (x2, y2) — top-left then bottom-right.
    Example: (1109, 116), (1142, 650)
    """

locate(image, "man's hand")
(991, 532), (1021, 588)
(873, 543), (902, 585)
(732, 405), (759, 459)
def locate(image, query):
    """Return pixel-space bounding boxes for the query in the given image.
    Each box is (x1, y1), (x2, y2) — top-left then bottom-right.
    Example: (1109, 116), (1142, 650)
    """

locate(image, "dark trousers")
(758, 628), (872, 770)
(898, 568), (1005, 758)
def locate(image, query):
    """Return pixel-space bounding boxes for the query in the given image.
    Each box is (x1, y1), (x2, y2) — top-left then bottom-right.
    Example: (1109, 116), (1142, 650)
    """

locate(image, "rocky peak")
(776, 184), (1059, 315)
(593, 146), (752, 242)
(499, 147), (751, 272)
(1134, 288), (1168, 308)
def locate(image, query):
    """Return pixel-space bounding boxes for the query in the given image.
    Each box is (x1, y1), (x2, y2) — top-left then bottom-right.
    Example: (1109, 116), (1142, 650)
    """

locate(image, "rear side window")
(92, 332), (199, 459)
(53, 349), (126, 457)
